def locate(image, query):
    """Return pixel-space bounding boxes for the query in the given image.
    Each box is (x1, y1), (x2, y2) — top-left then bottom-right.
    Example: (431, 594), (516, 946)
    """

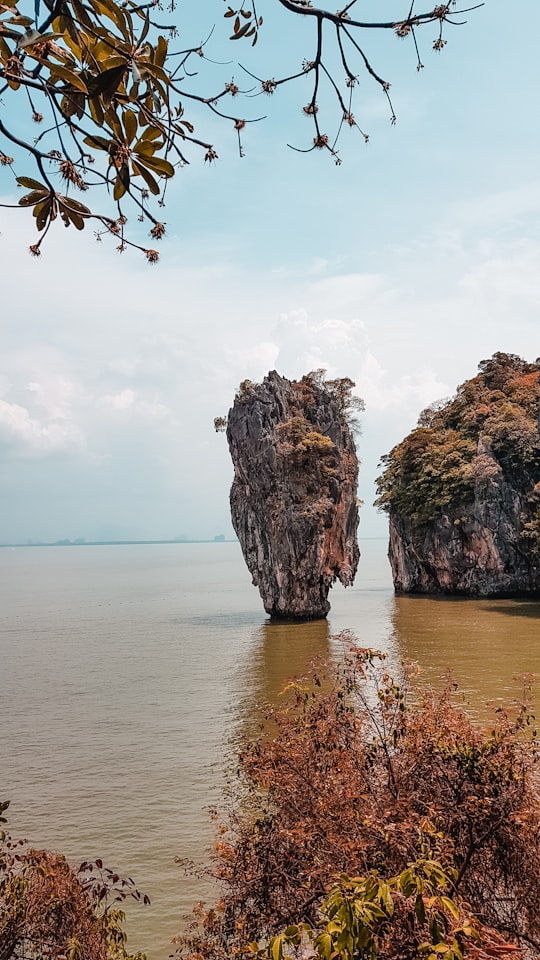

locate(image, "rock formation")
(226, 371), (360, 619)
(376, 353), (540, 597)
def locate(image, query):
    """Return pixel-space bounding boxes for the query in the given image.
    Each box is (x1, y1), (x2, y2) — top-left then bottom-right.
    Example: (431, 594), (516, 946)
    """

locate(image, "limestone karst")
(376, 352), (540, 597)
(225, 370), (361, 619)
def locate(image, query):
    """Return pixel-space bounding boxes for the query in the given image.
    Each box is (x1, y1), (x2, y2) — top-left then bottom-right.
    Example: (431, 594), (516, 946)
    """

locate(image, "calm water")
(1, 540), (539, 958)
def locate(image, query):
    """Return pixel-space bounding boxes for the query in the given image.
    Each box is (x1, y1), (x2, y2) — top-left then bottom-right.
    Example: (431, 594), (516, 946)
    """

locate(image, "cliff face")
(377, 353), (540, 597)
(226, 371), (360, 619)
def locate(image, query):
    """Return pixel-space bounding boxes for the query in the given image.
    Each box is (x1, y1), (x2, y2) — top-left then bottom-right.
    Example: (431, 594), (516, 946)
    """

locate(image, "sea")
(1, 539), (539, 959)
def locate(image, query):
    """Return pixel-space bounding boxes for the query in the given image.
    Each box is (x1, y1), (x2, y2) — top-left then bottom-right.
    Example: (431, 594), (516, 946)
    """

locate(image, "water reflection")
(391, 595), (540, 717)
(234, 618), (331, 741)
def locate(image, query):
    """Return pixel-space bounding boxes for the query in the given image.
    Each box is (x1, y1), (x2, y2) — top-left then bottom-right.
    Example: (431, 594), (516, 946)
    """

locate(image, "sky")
(1, 0), (539, 544)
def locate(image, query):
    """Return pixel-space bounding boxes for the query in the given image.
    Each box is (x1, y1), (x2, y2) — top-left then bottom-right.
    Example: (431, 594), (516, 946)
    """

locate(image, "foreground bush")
(0, 801), (147, 960)
(177, 641), (540, 960)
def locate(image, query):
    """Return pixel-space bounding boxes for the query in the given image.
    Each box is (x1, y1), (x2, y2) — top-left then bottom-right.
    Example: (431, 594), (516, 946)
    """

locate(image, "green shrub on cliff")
(375, 352), (540, 525)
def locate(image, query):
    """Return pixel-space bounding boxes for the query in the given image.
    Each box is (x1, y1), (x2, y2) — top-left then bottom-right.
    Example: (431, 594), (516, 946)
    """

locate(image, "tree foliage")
(0, 0), (482, 258)
(0, 801), (148, 960)
(175, 642), (540, 960)
(215, 370), (364, 440)
(375, 352), (540, 526)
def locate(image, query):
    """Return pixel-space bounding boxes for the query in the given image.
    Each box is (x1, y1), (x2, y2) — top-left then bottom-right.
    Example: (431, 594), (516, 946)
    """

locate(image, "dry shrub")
(176, 641), (540, 960)
(0, 807), (147, 960)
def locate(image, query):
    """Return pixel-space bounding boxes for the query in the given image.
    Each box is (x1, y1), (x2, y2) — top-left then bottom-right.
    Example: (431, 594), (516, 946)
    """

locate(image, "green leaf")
(270, 936), (282, 960)
(414, 894), (426, 925)
(439, 897), (459, 920)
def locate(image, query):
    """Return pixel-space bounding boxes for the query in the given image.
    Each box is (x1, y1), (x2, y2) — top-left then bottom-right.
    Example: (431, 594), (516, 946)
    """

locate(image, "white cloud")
(0, 396), (84, 457)
(1, 200), (540, 541)
(100, 388), (136, 412)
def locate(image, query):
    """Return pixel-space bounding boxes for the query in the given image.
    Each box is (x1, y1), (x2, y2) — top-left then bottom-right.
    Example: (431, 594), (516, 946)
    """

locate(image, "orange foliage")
(176, 644), (540, 960)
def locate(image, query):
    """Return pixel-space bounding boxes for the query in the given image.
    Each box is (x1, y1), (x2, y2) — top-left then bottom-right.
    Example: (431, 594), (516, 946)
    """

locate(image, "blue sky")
(1, 0), (539, 544)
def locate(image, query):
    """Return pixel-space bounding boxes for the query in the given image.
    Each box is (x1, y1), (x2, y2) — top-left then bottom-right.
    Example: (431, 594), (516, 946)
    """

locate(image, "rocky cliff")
(376, 353), (540, 597)
(226, 371), (360, 619)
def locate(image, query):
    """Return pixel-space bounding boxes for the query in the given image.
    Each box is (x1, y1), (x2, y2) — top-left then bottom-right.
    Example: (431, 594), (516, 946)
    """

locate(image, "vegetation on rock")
(176, 642), (540, 960)
(375, 352), (540, 529)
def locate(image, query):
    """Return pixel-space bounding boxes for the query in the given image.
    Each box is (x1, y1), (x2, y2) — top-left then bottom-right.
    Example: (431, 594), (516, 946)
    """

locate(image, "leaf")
(133, 139), (158, 157)
(65, 208), (85, 229)
(123, 108), (137, 144)
(33, 198), (51, 230)
(270, 936), (282, 960)
(83, 134), (110, 151)
(88, 96), (104, 127)
(91, 0), (129, 40)
(0, 36), (13, 61)
(61, 91), (85, 119)
(131, 159), (159, 195)
(154, 33), (167, 68)
(6, 13), (33, 25)
(438, 897), (459, 919)
(88, 63), (126, 102)
(139, 60), (170, 86)
(19, 189), (49, 206)
(61, 196), (91, 214)
(414, 894), (426, 925)
(103, 106), (123, 139)
(113, 170), (128, 200)
(99, 55), (129, 70)
(136, 153), (174, 178)
(136, 12), (150, 44)
(230, 20), (253, 40)
(16, 176), (47, 190)
(140, 125), (163, 143)
(49, 64), (88, 93)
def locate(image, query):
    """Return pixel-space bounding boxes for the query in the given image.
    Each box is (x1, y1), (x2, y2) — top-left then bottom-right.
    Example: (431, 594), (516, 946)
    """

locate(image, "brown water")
(1, 540), (539, 958)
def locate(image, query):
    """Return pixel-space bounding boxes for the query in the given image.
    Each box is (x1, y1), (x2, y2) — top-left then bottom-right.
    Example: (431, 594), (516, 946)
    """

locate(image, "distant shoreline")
(0, 538), (238, 548)
(0, 536), (386, 549)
